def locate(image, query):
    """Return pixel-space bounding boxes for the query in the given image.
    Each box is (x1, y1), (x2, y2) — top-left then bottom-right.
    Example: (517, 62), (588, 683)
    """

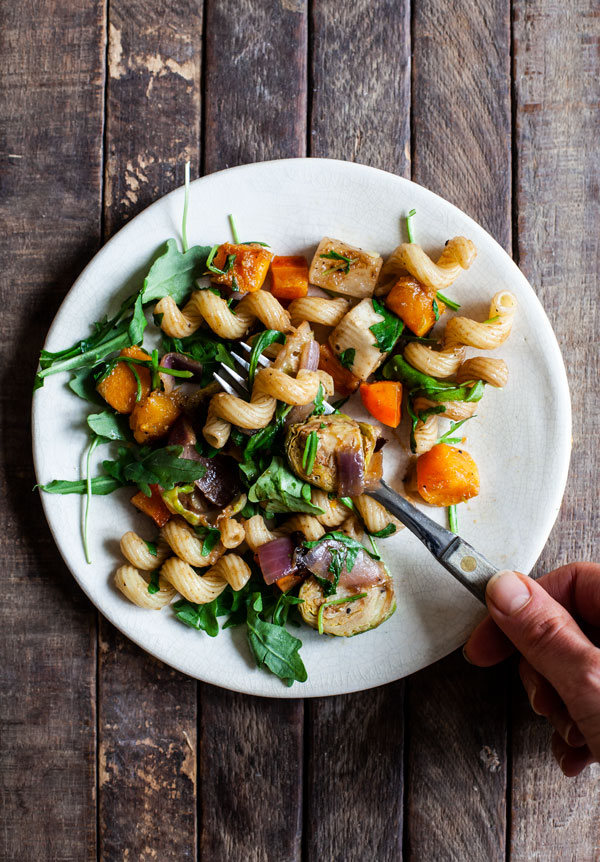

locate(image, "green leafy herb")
(319, 250), (356, 275)
(483, 315), (500, 324)
(141, 239), (212, 305)
(448, 504), (458, 534)
(338, 348), (356, 370)
(383, 355), (469, 395)
(370, 523), (396, 538)
(304, 531), (380, 596)
(193, 525), (221, 557)
(228, 214), (240, 244)
(432, 299), (440, 321)
(68, 367), (105, 404)
(317, 592), (367, 635)
(436, 290), (460, 311)
(436, 416), (475, 445)
(248, 456), (324, 515)
(272, 593), (305, 628)
(206, 244), (225, 275)
(312, 383), (326, 416)
(246, 593), (307, 686)
(414, 379), (485, 404)
(103, 445), (207, 497)
(37, 476), (125, 496)
(248, 330), (286, 388)
(370, 297), (404, 353)
(405, 398), (446, 453)
(83, 436), (102, 564)
(86, 411), (131, 442)
(339, 497), (356, 512)
(302, 431), (319, 476)
(181, 161), (191, 253)
(147, 570), (161, 594)
(35, 327), (132, 388)
(406, 208), (417, 244)
(173, 596), (220, 637)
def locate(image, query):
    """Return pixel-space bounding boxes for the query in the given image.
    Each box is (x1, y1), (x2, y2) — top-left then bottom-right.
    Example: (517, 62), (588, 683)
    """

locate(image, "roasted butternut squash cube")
(211, 242), (273, 294)
(270, 255), (309, 300)
(96, 346), (152, 414)
(131, 484), (172, 527)
(309, 237), (382, 298)
(129, 390), (181, 444)
(318, 343), (361, 396)
(416, 443), (479, 506)
(385, 277), (445, 337)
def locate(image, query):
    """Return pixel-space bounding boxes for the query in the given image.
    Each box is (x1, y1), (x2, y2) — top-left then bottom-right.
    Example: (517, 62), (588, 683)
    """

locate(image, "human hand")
(464, 563), (600, 777)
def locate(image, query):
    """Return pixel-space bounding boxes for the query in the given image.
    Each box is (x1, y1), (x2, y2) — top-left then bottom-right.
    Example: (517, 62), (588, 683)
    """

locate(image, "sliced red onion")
(257, 537), (295, 585)
(299, 339), (320, 372)
(284, 339), (322, 427)
(168, 416), (199, 460)
(302, 539), (384, 589)
(336, 446), (365, 496)
(159, 353), (205, 393)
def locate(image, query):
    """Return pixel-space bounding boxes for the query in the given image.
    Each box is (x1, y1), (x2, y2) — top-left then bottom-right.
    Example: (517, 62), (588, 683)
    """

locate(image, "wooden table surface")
(1, 0), (599, 859)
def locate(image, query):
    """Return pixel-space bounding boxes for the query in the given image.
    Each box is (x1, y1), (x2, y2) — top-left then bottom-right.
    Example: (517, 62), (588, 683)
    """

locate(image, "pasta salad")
(35, 182), (516, 687)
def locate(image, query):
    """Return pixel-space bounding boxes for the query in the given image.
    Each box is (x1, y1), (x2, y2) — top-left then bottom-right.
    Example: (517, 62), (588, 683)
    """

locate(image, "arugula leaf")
(127, 293), (147, 344)
(145, 541), (158, 557)
(436, 416), (475, 445)
(103, 445), (207, 497)
(35, 327), (132, 387)
(370, 297), (404, 353)
(38, 476), (125, 495)
(272, 593), (305, 628)
(448, 504), (458, 534)
(304, 531), (380, 596)
(193, 525), (221, 556)
(86, 411), (131, 441)
(228, 213), (240, 244)
(248, 456), (324, 515)
(338, 348), (356, 370)
(248, 330), (286, 388)
(246, 593), (307, 686)
(405, 398), (446, 453)
(383, 355), (462, 393)
(406, 208), (417, 244)
(173, 597), (220, 637)
(432, 299), (440, 321)
(370, 524), (396, 538)
(147, 570), (160, 594)
(182, 161), (191, 253)
(141, 239), (212, 305)
(414, 379), (485, 403)
(68, 367), (105, 404)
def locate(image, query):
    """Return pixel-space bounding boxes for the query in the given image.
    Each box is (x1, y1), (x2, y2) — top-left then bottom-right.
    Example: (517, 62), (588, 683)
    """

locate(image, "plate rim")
(31, 156), (572, 697)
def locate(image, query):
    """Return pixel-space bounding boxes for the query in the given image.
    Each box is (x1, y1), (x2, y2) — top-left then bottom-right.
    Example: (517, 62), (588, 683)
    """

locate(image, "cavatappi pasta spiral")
(161, 517), (225, 567)
(403, 342), (466, 378)
(310, 489), (349, 527)
(288, 296), (351, 328)
(115, 565), (177, 609)
(351, 495), (403, 535)
(412, 413), (440, 455)
(120, 532), (170, 571)
(378, 236), (476, 292)
(412, 396), (478, 422)
(444, 291), (517, 349)
(455, 356), (509, 388)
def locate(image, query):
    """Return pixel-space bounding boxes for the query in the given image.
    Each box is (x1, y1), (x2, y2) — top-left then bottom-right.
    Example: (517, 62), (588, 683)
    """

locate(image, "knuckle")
(525, 611), (571, 654)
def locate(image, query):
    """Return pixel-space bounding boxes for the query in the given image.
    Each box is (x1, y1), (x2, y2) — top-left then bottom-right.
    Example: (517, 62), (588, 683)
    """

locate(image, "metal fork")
(214, 341), (333, 412)
(214, 343), (498, 603)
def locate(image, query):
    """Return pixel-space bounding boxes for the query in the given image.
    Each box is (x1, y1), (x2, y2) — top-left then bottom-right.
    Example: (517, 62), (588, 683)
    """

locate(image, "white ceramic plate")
(32, 158), (571, 698)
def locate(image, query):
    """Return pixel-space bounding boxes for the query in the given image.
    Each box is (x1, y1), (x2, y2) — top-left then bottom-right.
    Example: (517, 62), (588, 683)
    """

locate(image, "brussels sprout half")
(299, 575), (396, 637)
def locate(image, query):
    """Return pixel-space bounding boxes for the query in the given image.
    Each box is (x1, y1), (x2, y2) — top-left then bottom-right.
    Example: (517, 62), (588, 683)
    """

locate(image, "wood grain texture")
(511, 2), (600, 856)
(0, 0), (105, 859)
(199, 4), (307, 861)
(407, 1), (512, 859)
(304, 686), (405, 862)
(203, 0), (307, 171)
(412, 0), (512, 250)
(310, 0), (411, 175)
(99, 2), (203, 860)
(305, 3), (410, 860)
(199, 688), (304, 862)
(104, 0), (203, 236)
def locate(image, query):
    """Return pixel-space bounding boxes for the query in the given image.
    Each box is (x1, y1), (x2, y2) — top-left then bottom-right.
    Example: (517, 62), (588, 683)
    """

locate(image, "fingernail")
(559, 753), (568, 774)
(527, 682), (544, 716)
(486, 570), (532, 615)
(565, 722), (586, 748)
(462, 645), (473, 664)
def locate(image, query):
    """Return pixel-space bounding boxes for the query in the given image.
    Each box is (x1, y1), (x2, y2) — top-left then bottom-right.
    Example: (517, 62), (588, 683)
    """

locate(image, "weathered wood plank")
(306, 2), (410, 860)
(199, 3), (307, 861)
(99, 3), (203, 860)
(0, 0), (106, 859)
(203, 0), (307, 170)
(510, 2), (600, 856)
(406, 0), (512, 858)
(310, 0), (411, 175)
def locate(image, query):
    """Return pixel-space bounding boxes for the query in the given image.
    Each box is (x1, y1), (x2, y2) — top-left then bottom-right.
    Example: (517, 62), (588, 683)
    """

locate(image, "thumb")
(485, 569), (600, 752)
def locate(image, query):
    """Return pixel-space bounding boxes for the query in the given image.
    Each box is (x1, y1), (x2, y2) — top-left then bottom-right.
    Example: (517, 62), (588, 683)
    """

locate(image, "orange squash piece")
(275, 573), (304, 593)
(211, 242), (273, 294)
(385, 277), (445, 337)
(318, 343), (360, 396)
(129, 390), (181, 444)
(416, 443), (480, 506)
(131, 484), (171, 527)
(96, 346), (152, 414)
(270, 255), (309, 300)
(360, 381), (402, 428)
